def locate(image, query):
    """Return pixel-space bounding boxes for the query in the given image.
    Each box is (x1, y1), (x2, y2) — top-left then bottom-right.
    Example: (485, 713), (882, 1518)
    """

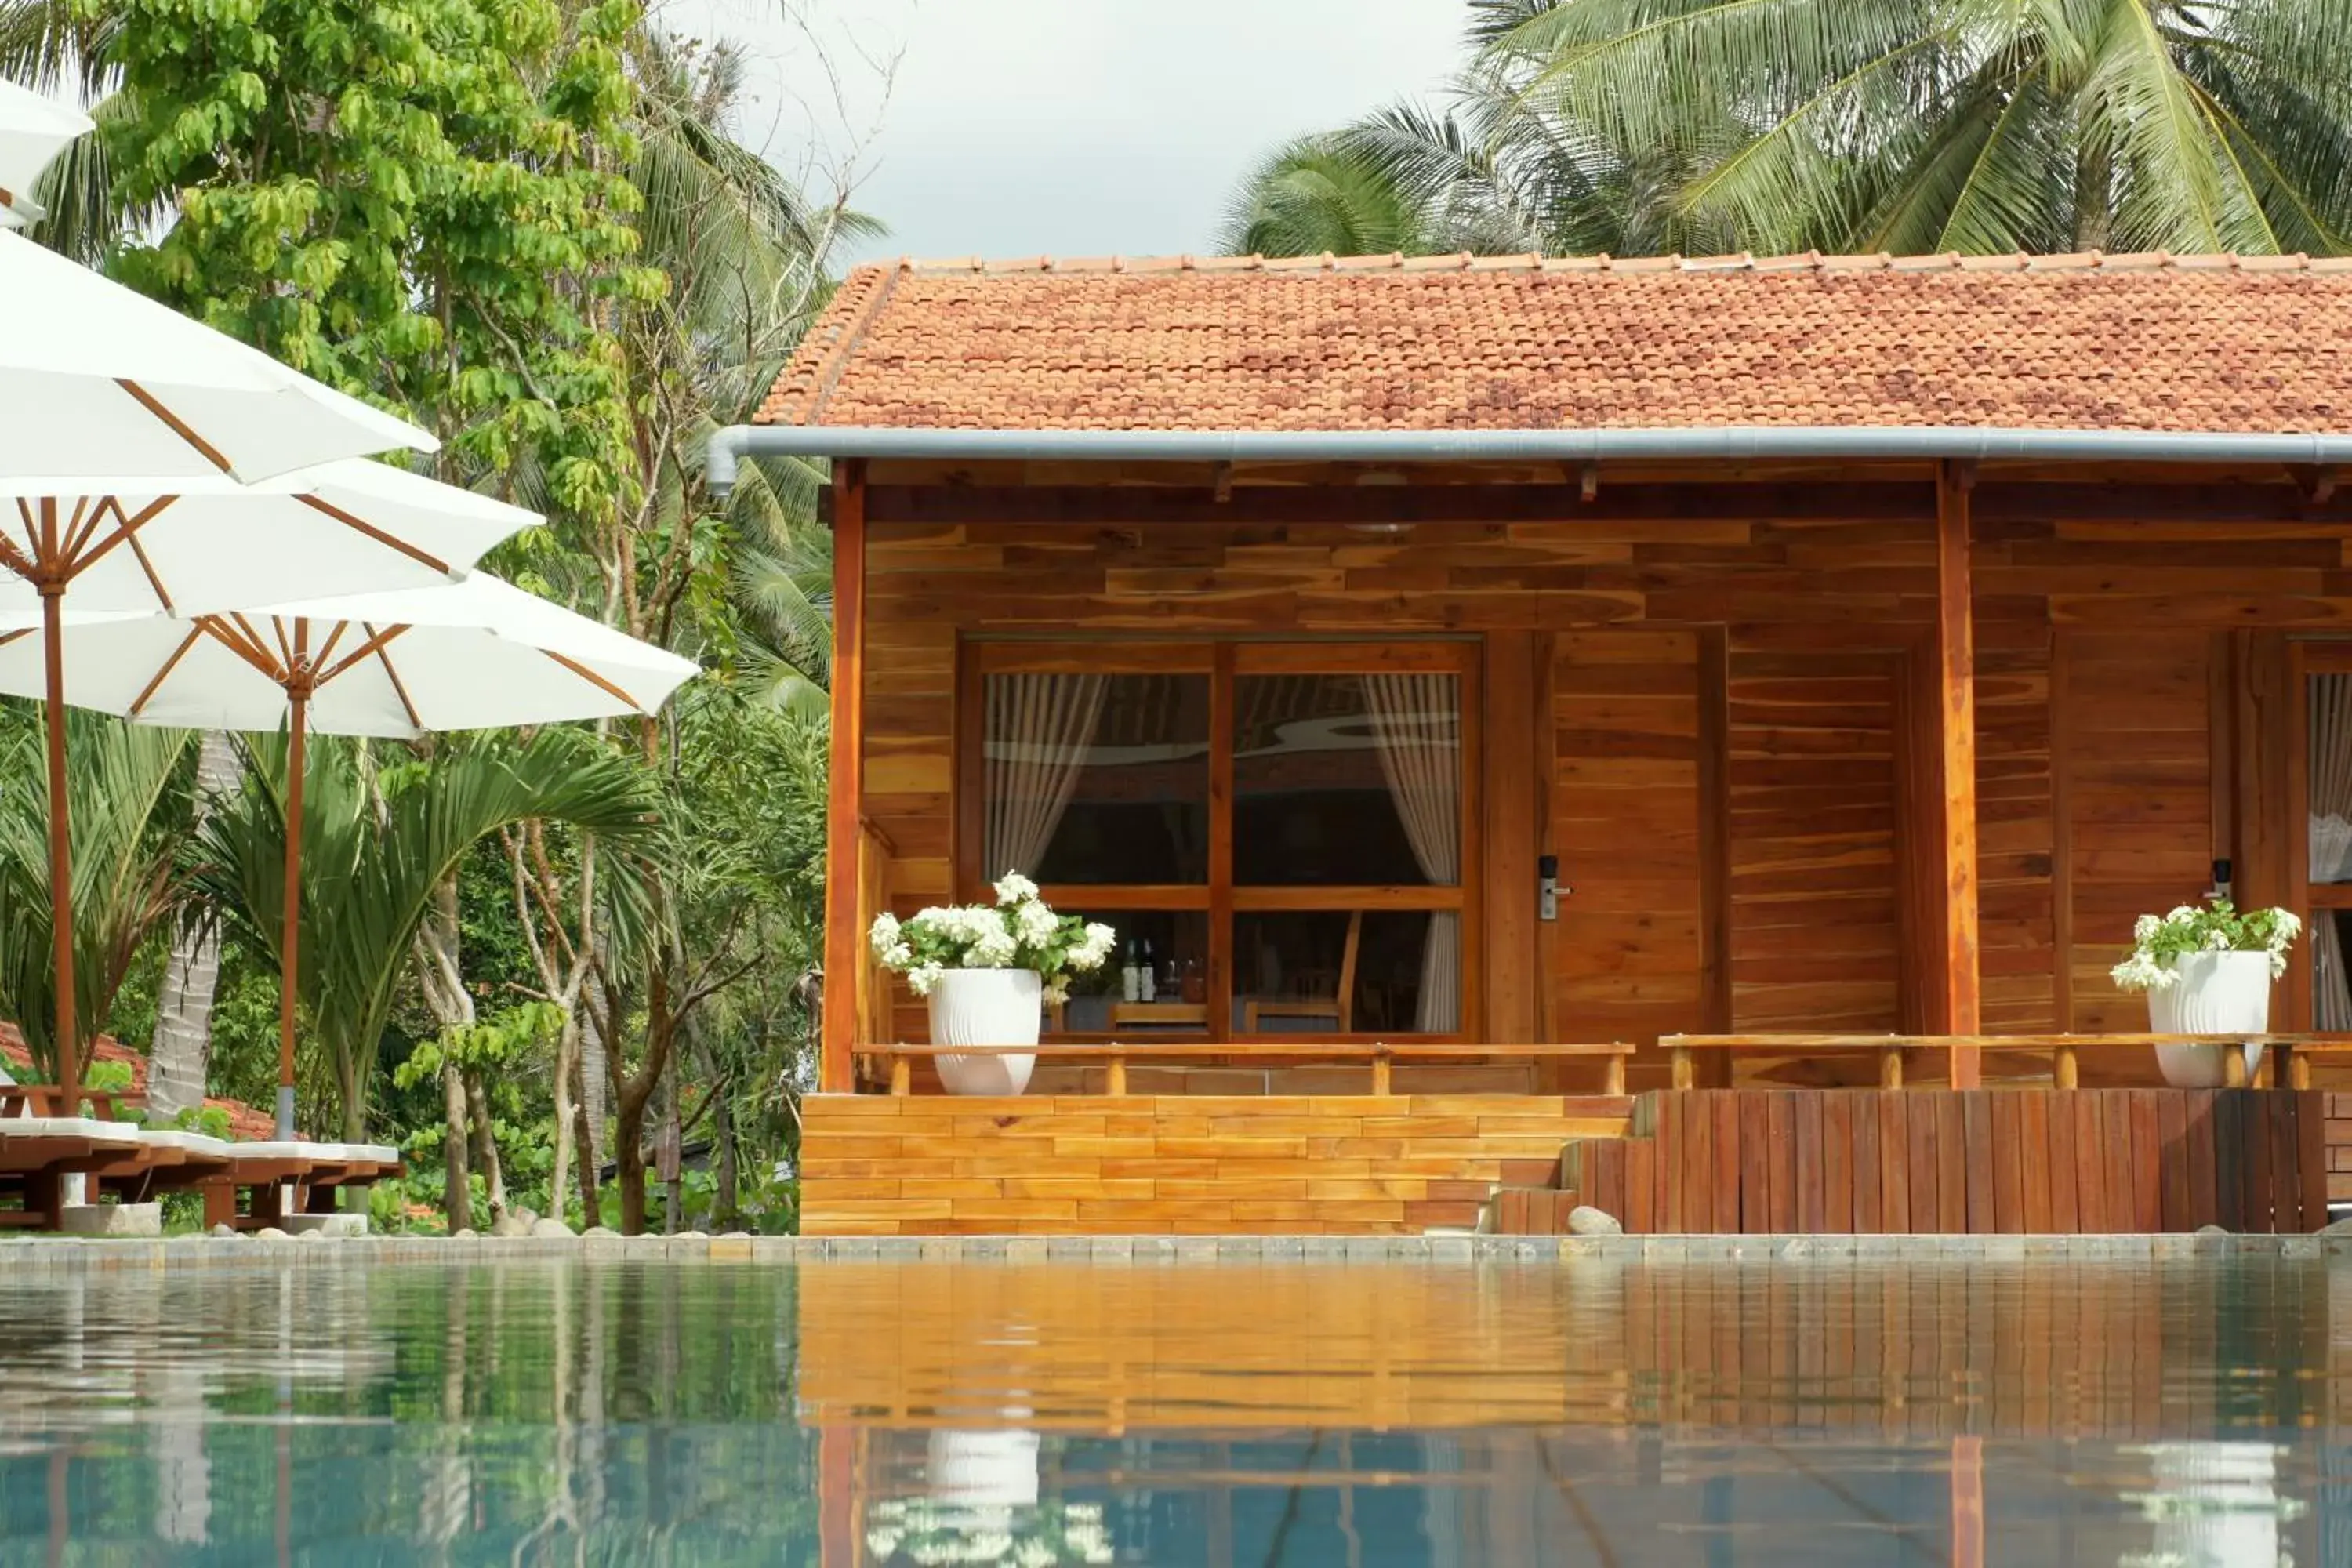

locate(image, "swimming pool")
(0, 1252), (2343, 1563)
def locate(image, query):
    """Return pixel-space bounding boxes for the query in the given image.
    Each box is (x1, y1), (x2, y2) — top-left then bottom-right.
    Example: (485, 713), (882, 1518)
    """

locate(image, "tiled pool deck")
(1, 1229), (2343, 1269)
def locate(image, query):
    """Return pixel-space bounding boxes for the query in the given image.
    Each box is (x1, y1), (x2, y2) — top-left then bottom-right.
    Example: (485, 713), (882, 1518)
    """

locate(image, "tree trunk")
(441, 1063), (471, 1231)
(415, 873), (478, 1233)
(147, 731), (241, 1120)
(580, 942), (609, 1174)
(466, 1073), (506, 1219)
(713, 1093), (739, 1230)
(573, 1054), (601, 1224)
(660, 1072), (683, 1235)
(550, 1010), (579, 1227)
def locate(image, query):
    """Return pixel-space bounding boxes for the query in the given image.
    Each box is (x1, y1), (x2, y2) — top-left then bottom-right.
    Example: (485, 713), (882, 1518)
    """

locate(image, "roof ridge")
(884, 249), (2352, 276)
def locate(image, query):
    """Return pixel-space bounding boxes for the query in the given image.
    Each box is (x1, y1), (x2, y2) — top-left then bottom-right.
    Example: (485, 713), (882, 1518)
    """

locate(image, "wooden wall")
(850, 475), (2352, 1058)
(1550, 629), (1708, 1049)
(1731, 638), (1900, 1031)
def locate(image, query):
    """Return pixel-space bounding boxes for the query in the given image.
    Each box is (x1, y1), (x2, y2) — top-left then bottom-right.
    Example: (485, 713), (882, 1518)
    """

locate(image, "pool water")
(0, 1253), (2345, 1564)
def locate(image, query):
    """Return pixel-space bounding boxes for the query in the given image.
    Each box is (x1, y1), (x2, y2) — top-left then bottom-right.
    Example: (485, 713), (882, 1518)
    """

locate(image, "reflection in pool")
(0, 1254), (2345, 1563)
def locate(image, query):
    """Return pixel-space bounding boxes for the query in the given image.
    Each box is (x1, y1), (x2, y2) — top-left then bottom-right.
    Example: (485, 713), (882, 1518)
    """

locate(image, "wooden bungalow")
(712, 249), (2352, 1236)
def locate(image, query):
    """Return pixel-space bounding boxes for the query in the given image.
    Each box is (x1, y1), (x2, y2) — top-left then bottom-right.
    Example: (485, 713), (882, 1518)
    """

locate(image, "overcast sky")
(660, 0), (1465, 263)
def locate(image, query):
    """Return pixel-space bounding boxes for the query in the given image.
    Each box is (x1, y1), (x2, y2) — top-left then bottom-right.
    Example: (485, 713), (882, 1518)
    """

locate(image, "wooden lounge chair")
(201, 1141), (403, 1230)
(0, 1116), (152, 1228)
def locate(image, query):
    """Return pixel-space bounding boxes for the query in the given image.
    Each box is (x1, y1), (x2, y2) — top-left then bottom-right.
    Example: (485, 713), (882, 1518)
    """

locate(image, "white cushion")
(0, 1115), (143, 1142)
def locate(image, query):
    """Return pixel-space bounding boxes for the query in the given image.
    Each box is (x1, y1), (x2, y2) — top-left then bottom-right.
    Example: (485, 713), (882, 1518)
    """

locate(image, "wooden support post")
(2289, 1049), (2312, 1091)
(1881, 1045), (1907, 1091)
(2223, 1042), (2249, 1088)
(887, 1056), (909, 1098)
(2054, 1043), (2078, 1090)
(1934, 463), (1984, 1085)
(1370, 1051), (1393, 1097)
(1670, 1044), (1695, 1091)
(1604, 1053), (1626, 1098)
(819, 463), (868, 1094)
(1106, 1055), (1128, 1097)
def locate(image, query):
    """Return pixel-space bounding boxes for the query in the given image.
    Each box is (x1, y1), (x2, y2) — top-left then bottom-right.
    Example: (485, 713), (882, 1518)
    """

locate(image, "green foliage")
(394, 999), (561, 1091)
(82, 1057), (133, 1091)
(1221, 0), (2352, 258)
(93, 0), (656, 513)
(192, 728), (658, 1137)
(0, 705), (193, 1080)
(2112, 900), (2303, 991)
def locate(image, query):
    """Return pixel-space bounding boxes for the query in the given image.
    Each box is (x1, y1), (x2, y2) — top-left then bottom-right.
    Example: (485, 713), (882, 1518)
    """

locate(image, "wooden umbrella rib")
(58, 499), (100, 565)
(317, 622), (408, 686)
(125, 532), (176, 614)
(126, 625), (207, 719)
(312, 619), (350, 673)
(67, 495), (179, 582)
(370, 625), (423, 731)
(114, 379), (234, 474)
(542, 649), (645, 713)
(195, 614), (286, 681)
(0, 627), (32, 649)
(296, 493), (451, 575)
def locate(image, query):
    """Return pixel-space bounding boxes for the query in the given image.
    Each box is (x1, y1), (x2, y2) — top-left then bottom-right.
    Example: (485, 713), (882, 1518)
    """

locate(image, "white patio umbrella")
(0, 573), (695, 1133)
(0, 79), (92, 228)
(2, 223), (441, 1115)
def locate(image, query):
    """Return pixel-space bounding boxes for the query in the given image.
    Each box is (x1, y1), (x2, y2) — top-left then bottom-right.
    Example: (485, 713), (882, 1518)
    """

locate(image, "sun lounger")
(0, 1116), (151, 1227)
(201, 1140), (405, 1230)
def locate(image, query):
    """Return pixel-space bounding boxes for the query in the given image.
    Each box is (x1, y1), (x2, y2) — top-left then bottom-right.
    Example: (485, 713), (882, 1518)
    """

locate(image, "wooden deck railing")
(1663, 1033), (2352, 1091)
(858, 1041), (1635, 1098)
(852, 818), (896, 1052)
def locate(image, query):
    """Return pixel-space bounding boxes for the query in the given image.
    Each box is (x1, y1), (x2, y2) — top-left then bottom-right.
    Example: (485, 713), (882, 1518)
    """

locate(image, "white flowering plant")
(2111, 901), (2302, 993)
(869, 873), (1118, 1006)
(862, 1499), (1114, 1566)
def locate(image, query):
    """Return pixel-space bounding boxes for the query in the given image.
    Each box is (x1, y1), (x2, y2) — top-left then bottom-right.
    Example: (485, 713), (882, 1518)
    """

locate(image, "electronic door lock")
(1539, 855), (1563, 921)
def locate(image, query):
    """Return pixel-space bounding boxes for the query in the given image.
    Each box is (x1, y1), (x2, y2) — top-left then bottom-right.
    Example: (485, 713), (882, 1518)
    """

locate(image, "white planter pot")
(927, 1428), (1040, 1504)
(927, 968), (1040, 1096)
(2146, 950), (2271, 1088)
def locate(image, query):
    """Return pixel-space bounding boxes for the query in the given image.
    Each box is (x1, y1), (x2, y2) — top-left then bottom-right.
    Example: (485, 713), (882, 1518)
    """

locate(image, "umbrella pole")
(39, 579), (78, 1114)
(277, 690), (307, 1139)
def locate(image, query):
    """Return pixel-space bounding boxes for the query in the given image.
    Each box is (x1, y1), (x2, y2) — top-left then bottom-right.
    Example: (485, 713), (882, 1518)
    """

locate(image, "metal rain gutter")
(704, 423), (2352, 497)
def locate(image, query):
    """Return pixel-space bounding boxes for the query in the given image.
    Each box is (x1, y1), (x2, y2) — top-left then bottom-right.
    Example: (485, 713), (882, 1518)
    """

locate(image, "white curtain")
(2312, 674), (2352, 881)
(2317, 916), (2352, 1032)
(984, 673), (1109, 880)
(1363, 673), (1461, 1033)
(2310, 675), (2352, 1028)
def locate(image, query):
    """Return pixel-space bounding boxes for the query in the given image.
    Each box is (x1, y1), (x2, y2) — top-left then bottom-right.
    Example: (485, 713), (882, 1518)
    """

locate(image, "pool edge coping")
(0, 1231), (2347, 1269)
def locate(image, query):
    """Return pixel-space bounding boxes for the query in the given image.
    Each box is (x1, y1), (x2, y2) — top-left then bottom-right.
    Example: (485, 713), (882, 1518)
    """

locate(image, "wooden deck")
(1487, 1087), (2331, 1236)
(798, 1091), (1632, 1236)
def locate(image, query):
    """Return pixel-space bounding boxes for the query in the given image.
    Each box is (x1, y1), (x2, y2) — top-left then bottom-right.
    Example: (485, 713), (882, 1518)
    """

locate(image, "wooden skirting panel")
(1502, 1088), (2329, 1236)
(800, 1093), (1633, 1236)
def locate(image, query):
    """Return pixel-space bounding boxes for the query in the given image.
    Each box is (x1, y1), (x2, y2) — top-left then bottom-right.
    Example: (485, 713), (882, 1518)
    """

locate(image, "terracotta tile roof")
(757, 251), (2352, 436)
(2, 1022), (277, 1139)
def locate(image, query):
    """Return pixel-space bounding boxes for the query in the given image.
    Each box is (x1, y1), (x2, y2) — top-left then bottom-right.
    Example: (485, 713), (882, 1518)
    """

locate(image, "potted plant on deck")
(2111, 901), (2301, 1087)
(870, 874), (1116, 1096)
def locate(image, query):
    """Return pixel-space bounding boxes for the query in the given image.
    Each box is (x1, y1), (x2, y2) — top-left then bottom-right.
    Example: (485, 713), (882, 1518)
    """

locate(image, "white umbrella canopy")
(0, 573), (694, 1134)
(0, 459), (543, 616)
(0, 79), (92, 228)
(0, 572), (697, 735)
(0, 227), (432, 481)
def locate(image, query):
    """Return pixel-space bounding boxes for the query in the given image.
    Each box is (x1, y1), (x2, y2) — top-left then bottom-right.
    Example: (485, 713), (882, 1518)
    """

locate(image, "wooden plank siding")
(845, 474), (2352, 1069)
(1506, 1088), (2331, 1236)
(800, 1092), (1634, 1236)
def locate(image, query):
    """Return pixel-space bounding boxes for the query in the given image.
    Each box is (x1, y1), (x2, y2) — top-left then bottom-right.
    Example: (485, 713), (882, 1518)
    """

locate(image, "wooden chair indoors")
(1242, 910), (1362, 1034)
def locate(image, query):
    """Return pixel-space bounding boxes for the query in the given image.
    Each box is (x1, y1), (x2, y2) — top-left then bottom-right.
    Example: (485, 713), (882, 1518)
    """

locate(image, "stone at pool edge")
(2322, 1217), (2352, 1238)
(528, 1218), (575, 1239)
(60, 1203), (161, 1239)
(1567, 1206), (1622, 1237)
(285, 1213), (366, 1239)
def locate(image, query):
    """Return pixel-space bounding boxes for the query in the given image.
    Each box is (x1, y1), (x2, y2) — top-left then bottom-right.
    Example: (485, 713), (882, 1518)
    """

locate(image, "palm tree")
(0, 708), (192, 1083)
(1222, 0), (2352, 258)
(190, 729), (658, 1141)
